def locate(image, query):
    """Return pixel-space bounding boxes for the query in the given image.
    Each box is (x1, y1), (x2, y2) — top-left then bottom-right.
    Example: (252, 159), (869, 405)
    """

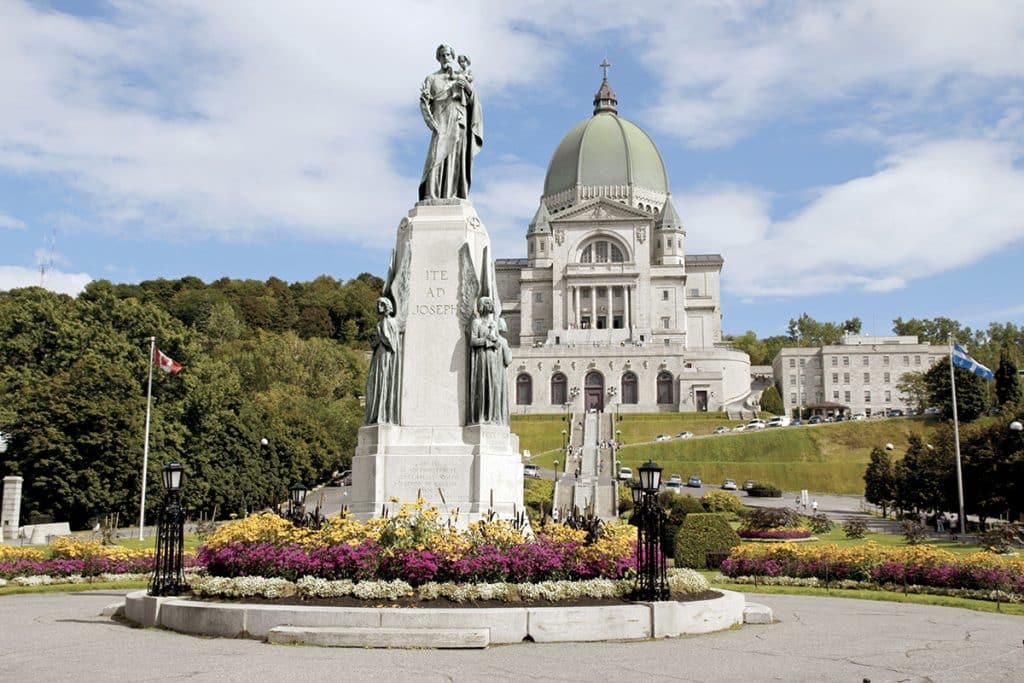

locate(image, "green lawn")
(607, 417), (938, 494)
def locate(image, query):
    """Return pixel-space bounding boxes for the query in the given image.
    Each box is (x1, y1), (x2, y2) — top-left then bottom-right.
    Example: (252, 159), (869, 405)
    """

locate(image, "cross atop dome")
(593, 57), (618, 115)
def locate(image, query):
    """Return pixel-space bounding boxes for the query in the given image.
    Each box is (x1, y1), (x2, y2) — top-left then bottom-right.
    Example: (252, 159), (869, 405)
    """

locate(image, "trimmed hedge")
(701, 490), (744, 515)
(673, 513), (741, 569)
(746, 483), (782, 497)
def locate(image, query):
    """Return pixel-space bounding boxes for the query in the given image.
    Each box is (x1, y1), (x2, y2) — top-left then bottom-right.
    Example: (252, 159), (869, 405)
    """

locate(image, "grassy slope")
(514, 414), (938, 494)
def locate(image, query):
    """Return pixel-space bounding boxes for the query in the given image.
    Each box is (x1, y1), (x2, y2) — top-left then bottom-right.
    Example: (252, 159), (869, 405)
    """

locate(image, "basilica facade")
(496, 74), (752, 415)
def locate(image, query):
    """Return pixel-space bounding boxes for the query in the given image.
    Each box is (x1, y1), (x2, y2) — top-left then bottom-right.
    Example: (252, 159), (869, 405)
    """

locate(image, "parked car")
(675, 431), (694, 439)
(791, 419), (803, 426)
(654, 434), (671, 441)
(686, 475), (702, 488)
(618, 467), (634, 480)
(766, 415), (791, 428)
(732, 424), (747, 432)
(664, 481), (683, 494)
(808, 415), (823, 425)
(742, 479), (756, 491)
(713, 426), (729, 434)
(331, 469), (352, 486)
(746, 419), (767, 430)
(722, 478), (738, 490)
(668, 474), (682, 484)
(923, 407), (940, 415)
(851, 413), (867, 421)
(887, 409), (905, 417)
(523, 464), (541, 478)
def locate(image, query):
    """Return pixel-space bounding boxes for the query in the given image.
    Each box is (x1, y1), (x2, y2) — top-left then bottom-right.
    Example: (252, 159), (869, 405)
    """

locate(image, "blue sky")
(2, 1), (1023, 338)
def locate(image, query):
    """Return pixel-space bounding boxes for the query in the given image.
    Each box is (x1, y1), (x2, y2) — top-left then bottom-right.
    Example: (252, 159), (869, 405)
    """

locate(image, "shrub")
(978, 524), (1021, 554)
(655, 493), (705, 551)
(747, 483), (782, 498)
(843, 518), (868, 539)
(701, 490), (744, 515)
(674, 513), (741, 569)
(737, 529), (812, 540)
(901, 520), (928, 545)
(617, 482), (634, 515)
(742, 507), (801, 532)
(806, 513), (833, 535)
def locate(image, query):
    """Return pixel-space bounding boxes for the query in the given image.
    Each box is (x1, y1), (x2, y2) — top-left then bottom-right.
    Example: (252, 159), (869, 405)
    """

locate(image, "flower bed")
(0, 538), (170, 579)
(720, 542), (1024, 597)
(198, 504), (638, 586)
(737, 529), (812, 540)
(186, 569), (710, 604)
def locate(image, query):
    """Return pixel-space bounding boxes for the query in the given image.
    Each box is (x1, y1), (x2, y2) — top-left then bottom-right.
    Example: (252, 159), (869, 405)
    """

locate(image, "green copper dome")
(542, 111), (669, 199)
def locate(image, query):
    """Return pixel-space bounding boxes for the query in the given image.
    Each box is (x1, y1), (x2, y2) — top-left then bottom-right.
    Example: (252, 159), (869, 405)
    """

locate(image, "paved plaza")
(1, 589), (1020, 682)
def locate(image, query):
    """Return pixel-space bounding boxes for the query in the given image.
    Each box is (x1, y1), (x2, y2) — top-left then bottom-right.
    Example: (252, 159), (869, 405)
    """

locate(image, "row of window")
(515, 371), (675, 405)
(789, 390), (894, 404)
(789, 372), (896, 386)
(789, 354), (927, 368)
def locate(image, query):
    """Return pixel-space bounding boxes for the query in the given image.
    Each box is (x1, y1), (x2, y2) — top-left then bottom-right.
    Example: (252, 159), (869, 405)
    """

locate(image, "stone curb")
(122, 589), (747, 647)
(267, 625), (489, 649)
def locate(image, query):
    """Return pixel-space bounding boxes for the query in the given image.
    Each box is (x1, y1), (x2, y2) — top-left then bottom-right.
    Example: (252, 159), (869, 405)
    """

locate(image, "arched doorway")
(584, 371), (604, 412)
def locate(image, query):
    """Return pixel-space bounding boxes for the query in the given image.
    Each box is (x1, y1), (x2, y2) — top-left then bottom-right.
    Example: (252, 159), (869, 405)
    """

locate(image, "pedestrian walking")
(811, 500), (818, 513)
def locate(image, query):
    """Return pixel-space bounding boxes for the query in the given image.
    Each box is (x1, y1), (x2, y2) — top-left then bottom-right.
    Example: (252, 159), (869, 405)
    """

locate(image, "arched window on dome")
(516, 374), (533, 405)
(656, 371), (674, 405)
(621, 372), (638, 404)
(550, 373), (567, 406)
(580, 239), (627, 264)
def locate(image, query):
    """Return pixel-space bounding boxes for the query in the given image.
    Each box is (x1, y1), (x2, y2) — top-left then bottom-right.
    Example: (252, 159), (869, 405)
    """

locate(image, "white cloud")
(684, 139), (1024, 296)
(0, 1), (559, 245)
(629, 1), (1024, 147)
(0, 265), (91, 295)
(0, 212), (25, 230)
(472, 161), (547, 260)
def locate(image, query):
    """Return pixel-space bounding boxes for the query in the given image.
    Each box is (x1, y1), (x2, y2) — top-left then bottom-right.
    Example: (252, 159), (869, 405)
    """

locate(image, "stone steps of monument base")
(267, 625), (489, 649)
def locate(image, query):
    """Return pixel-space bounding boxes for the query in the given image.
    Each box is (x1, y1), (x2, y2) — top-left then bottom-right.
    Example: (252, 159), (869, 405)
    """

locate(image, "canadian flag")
(154, 346), (183, 375)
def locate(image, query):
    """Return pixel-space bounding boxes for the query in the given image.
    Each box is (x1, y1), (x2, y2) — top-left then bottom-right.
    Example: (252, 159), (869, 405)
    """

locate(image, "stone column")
(590, 286), (596, 328)
(572, 286), (579, 327)
(2, 476), (23, 541)
(625, 285), (632, 333)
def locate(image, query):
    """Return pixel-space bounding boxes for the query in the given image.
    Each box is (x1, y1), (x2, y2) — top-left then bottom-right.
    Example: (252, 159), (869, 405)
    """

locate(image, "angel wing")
(382, 248), (397, 297)
(457, 243), (480, 333)
(478, 245), (502, 321)
(392, 243), (412, 332)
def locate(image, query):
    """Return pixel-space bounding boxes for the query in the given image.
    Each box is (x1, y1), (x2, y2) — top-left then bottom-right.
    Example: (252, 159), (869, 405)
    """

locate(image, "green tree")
(759, 384), (784, 415)
(924, 361), (988, 422)
(995, 348), (1021, 406)
(863, 447), (897, 517)
(891, 317), (972, 345)
(893, 435), (953, 515)
(895, 371), (929, 413)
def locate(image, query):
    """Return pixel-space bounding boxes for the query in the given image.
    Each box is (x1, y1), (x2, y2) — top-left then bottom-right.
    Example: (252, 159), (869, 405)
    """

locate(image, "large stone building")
(496, 74), (751, 415)
(771, 335), (947, 416)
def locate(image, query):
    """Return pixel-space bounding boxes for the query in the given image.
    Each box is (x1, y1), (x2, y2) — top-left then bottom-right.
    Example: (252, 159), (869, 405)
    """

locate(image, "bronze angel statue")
(458, 244), (510, 425)
(364, 243), (411, 425)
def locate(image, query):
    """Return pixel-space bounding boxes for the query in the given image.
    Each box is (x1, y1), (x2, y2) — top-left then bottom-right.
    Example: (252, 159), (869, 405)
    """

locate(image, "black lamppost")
(633, 459), (668, 601)
(288, 482), (308, 522)
(150, 461), (185, 596)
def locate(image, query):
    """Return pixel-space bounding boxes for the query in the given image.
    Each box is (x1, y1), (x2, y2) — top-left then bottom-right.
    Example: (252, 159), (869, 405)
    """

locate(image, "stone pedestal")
(2, 476), (23, 541)
(350, 201), (524, 524)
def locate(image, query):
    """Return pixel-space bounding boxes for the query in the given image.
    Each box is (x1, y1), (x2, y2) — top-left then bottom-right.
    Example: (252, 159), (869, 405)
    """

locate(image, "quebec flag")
(951, 342), (994, 380)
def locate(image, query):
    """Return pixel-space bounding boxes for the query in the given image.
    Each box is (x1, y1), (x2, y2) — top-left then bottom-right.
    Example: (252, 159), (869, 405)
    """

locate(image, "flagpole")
(949, 335), (966, 536)
(139, 336), (156, 541)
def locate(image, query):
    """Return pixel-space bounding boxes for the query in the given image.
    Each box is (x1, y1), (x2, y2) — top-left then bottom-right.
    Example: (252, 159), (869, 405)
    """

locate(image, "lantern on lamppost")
(149, 461), (186, 596)
(633, 459), (668, 602)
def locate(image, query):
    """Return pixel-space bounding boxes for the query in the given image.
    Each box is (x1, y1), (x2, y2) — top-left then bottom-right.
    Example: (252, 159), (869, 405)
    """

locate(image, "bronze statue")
(419, 45), (483, 201)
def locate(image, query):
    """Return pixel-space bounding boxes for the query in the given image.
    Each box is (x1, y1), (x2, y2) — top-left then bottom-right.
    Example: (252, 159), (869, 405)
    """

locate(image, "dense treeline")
(727, 313), (1023, 369)
(0, 275), (377, 529)
(864, 416), (1024, 526)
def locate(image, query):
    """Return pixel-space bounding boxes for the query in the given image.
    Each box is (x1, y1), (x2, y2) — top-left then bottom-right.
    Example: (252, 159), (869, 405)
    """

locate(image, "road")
(1, 590), (1021, 681)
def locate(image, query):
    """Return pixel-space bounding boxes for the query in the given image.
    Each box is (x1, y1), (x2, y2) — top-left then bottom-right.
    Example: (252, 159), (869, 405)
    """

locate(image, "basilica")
(496, 72), (752, 415)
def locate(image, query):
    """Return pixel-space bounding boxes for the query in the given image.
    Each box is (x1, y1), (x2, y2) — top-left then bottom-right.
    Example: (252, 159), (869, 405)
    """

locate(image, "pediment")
(551, 197), (655, 223)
